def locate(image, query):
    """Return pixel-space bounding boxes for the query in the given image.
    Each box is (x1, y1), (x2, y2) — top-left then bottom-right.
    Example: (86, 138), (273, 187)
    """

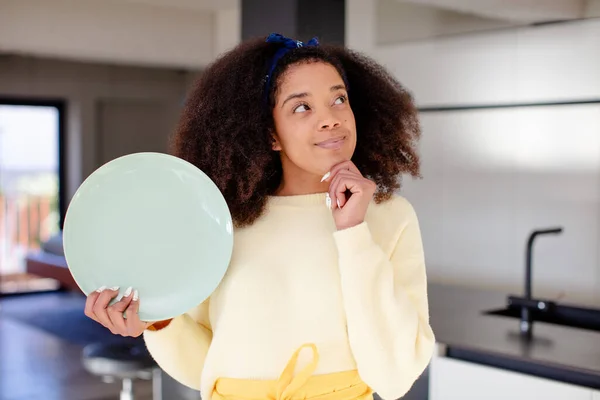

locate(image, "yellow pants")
(213, 343), (373, 400)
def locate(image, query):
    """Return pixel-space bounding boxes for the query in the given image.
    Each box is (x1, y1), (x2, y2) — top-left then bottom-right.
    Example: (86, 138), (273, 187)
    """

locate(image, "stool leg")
(120, 378), (134, 400)
(152, 368), (163, 400)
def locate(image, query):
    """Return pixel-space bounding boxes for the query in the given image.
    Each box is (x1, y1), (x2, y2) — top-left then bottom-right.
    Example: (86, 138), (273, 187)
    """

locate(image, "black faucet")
(508, 227), (563, 339)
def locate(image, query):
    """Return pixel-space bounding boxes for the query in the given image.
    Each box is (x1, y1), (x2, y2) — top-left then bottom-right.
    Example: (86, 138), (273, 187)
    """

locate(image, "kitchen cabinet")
(429, 355), (595, 400)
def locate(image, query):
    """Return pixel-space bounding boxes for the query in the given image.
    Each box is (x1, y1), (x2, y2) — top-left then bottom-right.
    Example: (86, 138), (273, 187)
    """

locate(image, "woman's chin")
(324, 152), (354, 168)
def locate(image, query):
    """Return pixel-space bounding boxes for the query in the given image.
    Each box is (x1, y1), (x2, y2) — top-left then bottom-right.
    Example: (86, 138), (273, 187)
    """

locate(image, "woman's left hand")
(323, 161), (376, 230)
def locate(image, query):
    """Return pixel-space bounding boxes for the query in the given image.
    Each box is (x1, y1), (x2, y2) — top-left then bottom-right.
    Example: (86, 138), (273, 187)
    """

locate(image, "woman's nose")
(318, 114), (341, 130)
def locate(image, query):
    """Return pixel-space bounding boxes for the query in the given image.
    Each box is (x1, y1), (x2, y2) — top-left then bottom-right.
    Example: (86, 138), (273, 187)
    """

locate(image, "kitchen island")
(426, 283), (600, 400)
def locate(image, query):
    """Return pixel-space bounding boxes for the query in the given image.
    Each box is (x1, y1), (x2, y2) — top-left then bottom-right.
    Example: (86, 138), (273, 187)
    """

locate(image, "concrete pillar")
(241, 0), (345, 45)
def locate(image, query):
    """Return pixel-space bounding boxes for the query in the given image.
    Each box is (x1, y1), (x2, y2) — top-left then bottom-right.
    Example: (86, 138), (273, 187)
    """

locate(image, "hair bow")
(264, 33), (320, 102)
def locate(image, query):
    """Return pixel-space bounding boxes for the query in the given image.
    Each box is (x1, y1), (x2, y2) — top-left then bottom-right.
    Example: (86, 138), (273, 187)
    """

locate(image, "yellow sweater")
(143, 192), (435, 400)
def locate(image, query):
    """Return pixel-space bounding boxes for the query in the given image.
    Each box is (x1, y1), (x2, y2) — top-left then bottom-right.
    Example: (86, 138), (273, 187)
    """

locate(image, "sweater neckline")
(267, 192), (328, 207)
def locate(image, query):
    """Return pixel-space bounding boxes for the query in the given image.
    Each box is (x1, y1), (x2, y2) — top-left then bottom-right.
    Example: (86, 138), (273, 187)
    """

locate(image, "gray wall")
(0, 54), (201, 202)
(375, 18), (600, 305)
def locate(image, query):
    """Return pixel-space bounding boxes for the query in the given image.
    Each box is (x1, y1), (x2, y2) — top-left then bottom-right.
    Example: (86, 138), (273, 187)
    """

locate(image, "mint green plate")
(63, 152), (233, 322)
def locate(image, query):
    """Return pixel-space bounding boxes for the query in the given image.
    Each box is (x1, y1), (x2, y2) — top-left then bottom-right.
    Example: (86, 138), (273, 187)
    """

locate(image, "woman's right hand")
(84, 286), (151, 337)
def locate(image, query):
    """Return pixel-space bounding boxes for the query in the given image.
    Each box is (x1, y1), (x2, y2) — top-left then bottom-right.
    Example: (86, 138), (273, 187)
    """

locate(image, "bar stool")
(82, 339), (161, 400)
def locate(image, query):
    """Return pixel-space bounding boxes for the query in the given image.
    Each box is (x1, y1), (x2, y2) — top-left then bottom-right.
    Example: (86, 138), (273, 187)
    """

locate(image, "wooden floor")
(0, 293), (153, 400)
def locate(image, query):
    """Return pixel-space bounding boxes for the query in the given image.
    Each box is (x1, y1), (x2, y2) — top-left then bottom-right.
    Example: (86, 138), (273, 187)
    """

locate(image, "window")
(0, 98), (66, 293)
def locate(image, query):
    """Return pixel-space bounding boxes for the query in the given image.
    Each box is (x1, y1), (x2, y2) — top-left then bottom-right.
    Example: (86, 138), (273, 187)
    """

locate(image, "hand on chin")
(321, 160), (376, 231)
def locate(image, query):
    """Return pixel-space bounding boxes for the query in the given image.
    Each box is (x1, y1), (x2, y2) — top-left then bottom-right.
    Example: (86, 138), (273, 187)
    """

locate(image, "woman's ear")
(271, 134), (282, 151)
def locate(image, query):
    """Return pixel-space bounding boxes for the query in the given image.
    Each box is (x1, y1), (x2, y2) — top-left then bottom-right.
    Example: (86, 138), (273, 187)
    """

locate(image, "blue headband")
(264, 33), (319, 103)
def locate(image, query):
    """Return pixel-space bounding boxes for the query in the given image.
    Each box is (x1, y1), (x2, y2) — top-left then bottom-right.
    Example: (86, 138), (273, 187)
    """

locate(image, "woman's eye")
(293, 104), (310, 113)
(334, 95), (347, 105)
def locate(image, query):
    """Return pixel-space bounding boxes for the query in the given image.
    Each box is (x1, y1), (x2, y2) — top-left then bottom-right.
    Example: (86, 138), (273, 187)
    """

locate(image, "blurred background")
(1, 1), (599, 399)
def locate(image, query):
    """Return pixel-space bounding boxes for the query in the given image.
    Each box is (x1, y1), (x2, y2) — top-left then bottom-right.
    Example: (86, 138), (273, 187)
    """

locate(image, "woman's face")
(272, 61), (357, 178)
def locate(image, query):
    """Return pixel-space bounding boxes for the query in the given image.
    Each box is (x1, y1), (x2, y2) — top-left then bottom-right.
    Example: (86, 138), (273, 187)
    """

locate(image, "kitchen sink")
(486, 227), (600, 336)
(484, 301), (600, 333)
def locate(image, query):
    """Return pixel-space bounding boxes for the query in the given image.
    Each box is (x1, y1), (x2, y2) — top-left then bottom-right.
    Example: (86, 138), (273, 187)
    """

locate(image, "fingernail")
(337, 198), (341, 209)
(110, 286), (119, 291)
(320, 171), (330, 182)
(133, 290), (139, 302)
(325, 193), (332, 210)
(96, 286), (107, 293)
(124, 286), (133, 297)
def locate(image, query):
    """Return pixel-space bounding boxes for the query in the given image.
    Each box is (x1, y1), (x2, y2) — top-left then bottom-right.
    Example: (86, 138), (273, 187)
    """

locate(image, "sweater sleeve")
(142, 297), (212, 391)
(332, 199), (436, 400)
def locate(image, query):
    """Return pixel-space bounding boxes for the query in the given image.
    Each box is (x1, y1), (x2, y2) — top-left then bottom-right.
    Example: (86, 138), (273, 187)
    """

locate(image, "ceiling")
(397, 0), (592, 24)
(115, 0), (597, 23)
(86, 0), (238, 11)
(1, 0), (596, 69)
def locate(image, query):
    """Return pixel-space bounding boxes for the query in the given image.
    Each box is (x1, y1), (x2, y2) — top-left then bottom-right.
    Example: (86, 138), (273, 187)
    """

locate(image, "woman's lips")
(316, 136), (345, 150)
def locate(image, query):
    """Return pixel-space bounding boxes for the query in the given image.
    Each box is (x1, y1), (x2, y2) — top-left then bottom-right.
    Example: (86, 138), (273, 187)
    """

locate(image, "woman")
(84, 33), (435, 400)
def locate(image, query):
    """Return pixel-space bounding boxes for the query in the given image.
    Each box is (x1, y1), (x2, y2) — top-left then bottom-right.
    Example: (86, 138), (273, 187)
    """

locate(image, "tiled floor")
(0, 293), (153, 400)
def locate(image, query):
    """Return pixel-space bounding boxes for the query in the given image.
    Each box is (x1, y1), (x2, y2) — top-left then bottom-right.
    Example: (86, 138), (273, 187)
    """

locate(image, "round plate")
(63, 152), (233, 322)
